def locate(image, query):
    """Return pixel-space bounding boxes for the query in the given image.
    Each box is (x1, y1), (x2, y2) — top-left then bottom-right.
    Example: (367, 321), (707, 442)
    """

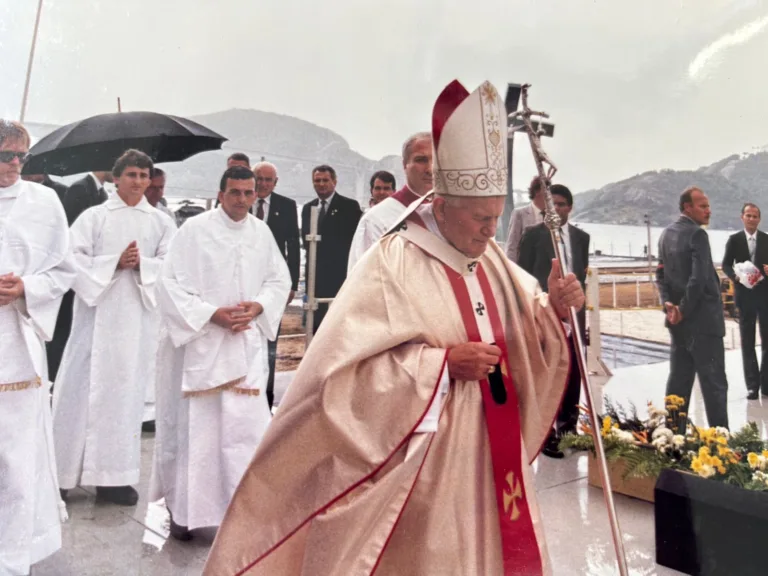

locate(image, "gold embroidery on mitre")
(183, 376), (260, 398)
(503, 471), (524, 521)
(0, 376), (42, 393)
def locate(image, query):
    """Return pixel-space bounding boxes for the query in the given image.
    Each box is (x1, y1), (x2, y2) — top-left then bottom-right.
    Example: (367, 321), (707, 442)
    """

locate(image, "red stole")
(391, 186), (422, 208)
(443, 264), (544, 576)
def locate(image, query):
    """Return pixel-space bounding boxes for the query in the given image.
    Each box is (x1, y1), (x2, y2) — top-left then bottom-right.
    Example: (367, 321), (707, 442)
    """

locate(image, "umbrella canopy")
(22, 111), (227, 176)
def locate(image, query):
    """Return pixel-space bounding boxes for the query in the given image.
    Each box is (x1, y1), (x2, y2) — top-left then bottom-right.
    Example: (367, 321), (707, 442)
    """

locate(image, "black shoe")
(542, 433), (565, 459)
(747, 390), (759, 400)
(169, 515), (193, 541)
(59, 489), (69, 501)
(142, 420), (156, 433)
(96, 485), (139, 506)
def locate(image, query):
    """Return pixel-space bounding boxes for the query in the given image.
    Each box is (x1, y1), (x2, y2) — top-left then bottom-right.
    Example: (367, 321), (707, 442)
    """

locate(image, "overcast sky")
(2, 0), (768, 192)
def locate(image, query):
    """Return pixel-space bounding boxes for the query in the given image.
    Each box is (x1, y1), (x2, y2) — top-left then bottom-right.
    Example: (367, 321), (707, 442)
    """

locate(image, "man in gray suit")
(504, 176), (548, 262)
(656, 186), (728, 428)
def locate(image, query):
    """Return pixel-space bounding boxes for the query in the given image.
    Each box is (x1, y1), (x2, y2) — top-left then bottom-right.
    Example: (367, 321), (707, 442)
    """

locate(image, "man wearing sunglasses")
(0, 120), (75, 575)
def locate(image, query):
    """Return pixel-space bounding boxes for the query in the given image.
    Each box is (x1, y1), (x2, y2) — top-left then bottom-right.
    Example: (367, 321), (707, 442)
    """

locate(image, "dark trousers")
(312, 303), (329, 335)
(666, 330), (729, 429)
(266, 325), (281, 410)
(557, 336), (582, 432)
(45, 289), (75, 383)
(736, 290), (768, 392)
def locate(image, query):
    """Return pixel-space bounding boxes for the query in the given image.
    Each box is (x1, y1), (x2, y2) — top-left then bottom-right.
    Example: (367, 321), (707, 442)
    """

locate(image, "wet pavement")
(33, 350), (768, 575)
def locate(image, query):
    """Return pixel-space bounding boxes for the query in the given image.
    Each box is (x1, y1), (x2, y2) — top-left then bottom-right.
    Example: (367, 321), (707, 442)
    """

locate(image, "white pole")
(612, 278), (617, 308)
(19, 0), (45, 122)
(304, 206), (320, 349)
(636, 278), (640, 307)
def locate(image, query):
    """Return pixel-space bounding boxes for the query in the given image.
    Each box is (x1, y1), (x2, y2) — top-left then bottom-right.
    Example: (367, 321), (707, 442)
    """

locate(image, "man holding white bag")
(722, 202), (768, 400)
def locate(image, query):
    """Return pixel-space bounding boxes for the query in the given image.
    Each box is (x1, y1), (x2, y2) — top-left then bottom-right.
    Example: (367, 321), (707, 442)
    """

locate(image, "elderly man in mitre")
(53, 149), (177, 506)
(149, 165), (291, 540)
(0, 120), (75, 575)
(202, 80), (582, 576)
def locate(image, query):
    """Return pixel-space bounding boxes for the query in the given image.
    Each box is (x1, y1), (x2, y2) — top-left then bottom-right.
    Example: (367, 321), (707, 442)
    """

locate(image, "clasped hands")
(0, 273), (24, 306)
(211, 301), (264, 333)
(117, 241), (141, 270)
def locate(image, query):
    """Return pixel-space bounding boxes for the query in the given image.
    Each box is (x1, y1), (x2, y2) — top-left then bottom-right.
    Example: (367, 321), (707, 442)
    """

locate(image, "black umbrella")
(22, 111), (227, 176)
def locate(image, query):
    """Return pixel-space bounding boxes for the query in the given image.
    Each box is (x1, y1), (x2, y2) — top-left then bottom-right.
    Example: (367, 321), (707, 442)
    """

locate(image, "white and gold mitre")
(432, 79), (508, 197)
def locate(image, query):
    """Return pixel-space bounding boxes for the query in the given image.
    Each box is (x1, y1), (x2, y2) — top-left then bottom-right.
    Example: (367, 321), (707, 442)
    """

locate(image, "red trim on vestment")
(444, 264), (543, 576)
(233, 350), (450, 576)
(370, 423), (441, 574)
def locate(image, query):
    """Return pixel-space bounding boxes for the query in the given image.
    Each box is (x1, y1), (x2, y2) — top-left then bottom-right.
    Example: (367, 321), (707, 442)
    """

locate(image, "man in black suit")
(252, 161), (300, 409)
(22, 173), (69, 203)
(301, 165), (362, 334)
(519, 184), (590, 458)
(46, 170), (112, 383)
(722, 202), (768, 399)
(656, 187), (728, 428)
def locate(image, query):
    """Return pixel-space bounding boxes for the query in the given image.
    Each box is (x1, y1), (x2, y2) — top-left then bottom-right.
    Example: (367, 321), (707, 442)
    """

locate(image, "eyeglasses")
(0, 151), (30, 164)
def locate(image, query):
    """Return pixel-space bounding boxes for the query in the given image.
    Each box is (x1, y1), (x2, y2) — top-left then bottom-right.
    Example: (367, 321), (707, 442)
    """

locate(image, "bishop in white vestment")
(347, 132), (433, 272)
(149, 166), (291, 538)
(0, 121), (75, 575)
(52, 150), (176, 505)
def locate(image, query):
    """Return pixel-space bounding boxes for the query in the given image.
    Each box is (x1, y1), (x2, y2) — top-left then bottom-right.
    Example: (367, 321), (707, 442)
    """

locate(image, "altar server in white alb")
(53, 149), (177, 506)
(149, 165), (291, 540)
(0, 120), (75, 575)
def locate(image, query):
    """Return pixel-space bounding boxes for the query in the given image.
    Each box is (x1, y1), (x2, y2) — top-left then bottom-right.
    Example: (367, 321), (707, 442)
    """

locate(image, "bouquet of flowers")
(734, 260), (763, 289)
(559, 395), (768, 491)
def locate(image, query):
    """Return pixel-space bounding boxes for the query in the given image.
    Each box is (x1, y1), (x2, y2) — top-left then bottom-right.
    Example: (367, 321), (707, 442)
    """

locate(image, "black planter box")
(655, 468), (768, 575)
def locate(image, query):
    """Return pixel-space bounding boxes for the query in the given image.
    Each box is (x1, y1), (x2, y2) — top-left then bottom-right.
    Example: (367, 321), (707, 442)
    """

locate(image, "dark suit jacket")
(253, 192), (300, 291)
(655, 216), (724, 337)
(722, 229), (768, 305)
(40, 175), (69, 203)
(301, 192), (362, 298)
(62, 174), (108, 226)
(518, 222), (590, 334)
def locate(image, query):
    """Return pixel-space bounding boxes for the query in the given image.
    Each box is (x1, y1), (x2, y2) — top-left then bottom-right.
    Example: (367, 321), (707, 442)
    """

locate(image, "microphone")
(488, 342), (507, 405)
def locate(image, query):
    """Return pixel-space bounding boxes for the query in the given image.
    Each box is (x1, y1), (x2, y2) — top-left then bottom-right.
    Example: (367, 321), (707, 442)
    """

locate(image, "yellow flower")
(718, 466), (727, 475)
(699, 446), (710, 457)
(762, 450), (768, 459)
(716, 436), (728, 446)
(692, 459), (703, 472)
(602, 416), (612, 436)
(717, 445), (731, 457)
(748, 453), (759, 468)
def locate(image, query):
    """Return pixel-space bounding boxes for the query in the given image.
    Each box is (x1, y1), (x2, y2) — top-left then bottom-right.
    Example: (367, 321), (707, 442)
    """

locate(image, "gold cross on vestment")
(503, 471), (523, 521)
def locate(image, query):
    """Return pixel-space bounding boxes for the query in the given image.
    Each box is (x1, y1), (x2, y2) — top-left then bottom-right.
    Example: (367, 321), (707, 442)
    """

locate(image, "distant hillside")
(26, 109), (405, 206)
(573, 149), (768, 230)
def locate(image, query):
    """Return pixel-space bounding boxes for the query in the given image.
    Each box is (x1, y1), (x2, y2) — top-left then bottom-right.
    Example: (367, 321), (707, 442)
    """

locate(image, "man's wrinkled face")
(115, 165), (151, 202)
(742, 205), (761, 234)
(312, 170), (335, 200)
(404, 138), (433, 196)
(254, 165), (278, 199)
(144, 174), (166, 207)
(0, 138), (29, 188)
(433, 195), (505, 258)
(684, 190), (711, 226)
(370, 178), (394, 205)
(218, 177), (256, 221)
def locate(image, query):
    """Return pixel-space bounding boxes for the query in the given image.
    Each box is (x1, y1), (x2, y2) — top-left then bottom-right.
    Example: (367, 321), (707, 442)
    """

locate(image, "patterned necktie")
(749, 236), (756, 261)
(256, 199), (265, 220)
(318, 199), (327, 224)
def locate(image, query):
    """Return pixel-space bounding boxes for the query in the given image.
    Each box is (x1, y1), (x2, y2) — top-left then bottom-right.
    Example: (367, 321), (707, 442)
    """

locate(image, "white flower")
(715, 427), (731, 440)
(699, 464), (716, 479)
(672, 435), (685, 449)
(609, 429), (635, 444)
(652, 427), (674, 442)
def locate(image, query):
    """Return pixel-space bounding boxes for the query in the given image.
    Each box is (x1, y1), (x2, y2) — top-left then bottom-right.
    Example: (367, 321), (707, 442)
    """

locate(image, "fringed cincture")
(0, 376), (42, 393)
(183, 377), (260, 398)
